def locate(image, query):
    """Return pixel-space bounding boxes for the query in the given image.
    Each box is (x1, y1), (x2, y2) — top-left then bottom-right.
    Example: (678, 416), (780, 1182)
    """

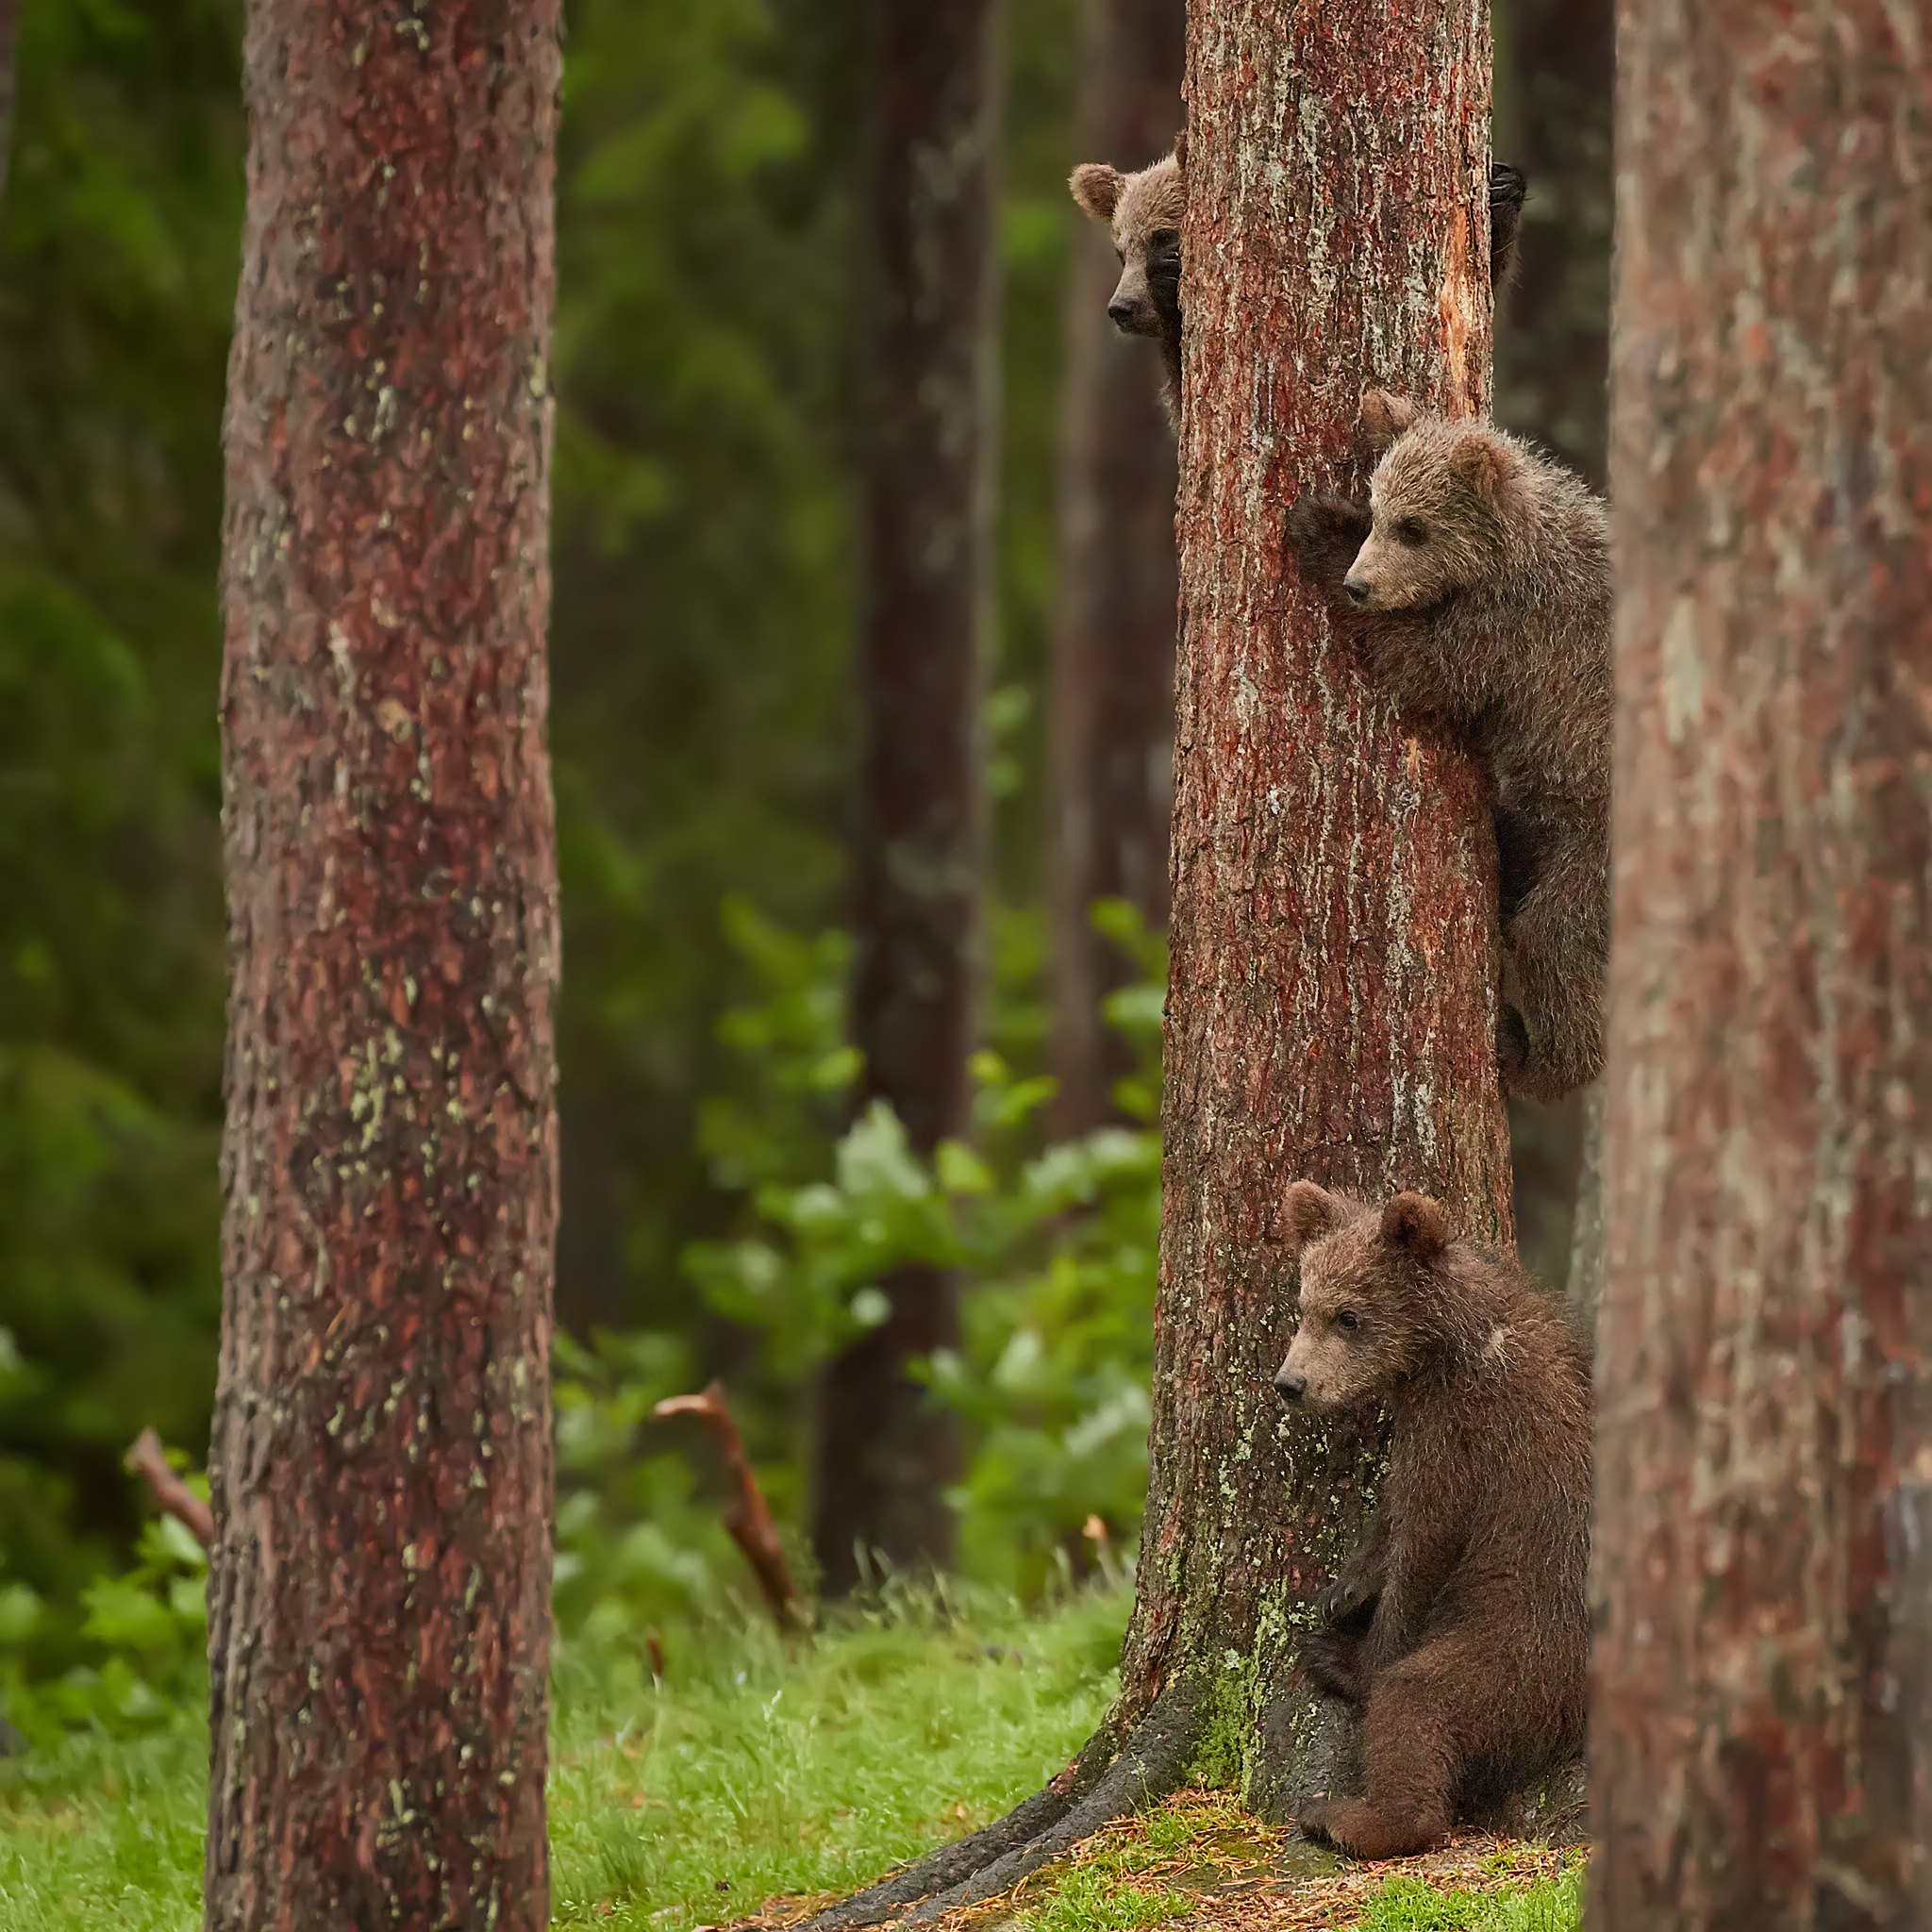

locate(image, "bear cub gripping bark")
(1067, 157), (1526, 428)
(1275, 1183), (1592, 1859)
(1284, 391), (1612, 1101)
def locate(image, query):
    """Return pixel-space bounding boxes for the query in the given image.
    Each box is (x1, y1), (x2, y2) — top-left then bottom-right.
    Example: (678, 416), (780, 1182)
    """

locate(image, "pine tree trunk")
(1046, 0), (1183, 1139)
(1113, 0), (1512, 1817)
(206, 0), (560, 1924)
(1591, 7), (1932, 1925)
(813, 0), (1002, 1596)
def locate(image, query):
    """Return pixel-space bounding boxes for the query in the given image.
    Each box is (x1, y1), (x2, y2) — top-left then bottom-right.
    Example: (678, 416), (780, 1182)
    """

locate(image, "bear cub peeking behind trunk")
(1284, 391), (1613, 1102)
(1275, 1181), (1592, 1861)
(1067, 157), (1527, 430)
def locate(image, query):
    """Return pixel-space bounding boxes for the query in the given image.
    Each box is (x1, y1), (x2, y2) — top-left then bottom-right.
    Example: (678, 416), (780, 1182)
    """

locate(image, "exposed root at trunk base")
(771, 1683), (1200, 1932)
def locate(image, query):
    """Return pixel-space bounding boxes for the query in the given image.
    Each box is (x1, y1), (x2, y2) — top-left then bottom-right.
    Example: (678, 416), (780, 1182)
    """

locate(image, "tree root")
(774, 1681), (1200, 1932)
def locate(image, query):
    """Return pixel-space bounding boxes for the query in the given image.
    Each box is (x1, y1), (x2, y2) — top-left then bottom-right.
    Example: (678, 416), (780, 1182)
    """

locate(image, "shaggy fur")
(1283, 391), (1612, 1101)
(1067, 159), (1528, 431)
(1274, 1181), (1592, 1861)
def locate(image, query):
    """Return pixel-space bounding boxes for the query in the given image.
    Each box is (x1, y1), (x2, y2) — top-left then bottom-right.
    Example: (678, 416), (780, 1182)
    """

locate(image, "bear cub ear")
(1359, 389), (1420, 451)
(1450, 432), (1521, 502)
(1070, 163), (1124, 223)
(1379, 1191), (1451, 1260)
(1285, 1180), (1346, 1252)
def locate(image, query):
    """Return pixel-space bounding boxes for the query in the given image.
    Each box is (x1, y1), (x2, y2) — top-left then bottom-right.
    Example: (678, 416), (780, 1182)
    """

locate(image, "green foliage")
(0, 0), (237, 1657)
(0, 1583), (1131, 1932)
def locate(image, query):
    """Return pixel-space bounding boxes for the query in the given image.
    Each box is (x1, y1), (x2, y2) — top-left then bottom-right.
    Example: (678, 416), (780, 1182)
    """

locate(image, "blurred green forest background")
(0, 0), (1607, 1707)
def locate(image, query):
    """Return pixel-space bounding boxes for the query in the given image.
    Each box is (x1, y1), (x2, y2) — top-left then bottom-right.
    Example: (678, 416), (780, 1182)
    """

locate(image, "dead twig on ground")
(655, 1382), (808, 1631)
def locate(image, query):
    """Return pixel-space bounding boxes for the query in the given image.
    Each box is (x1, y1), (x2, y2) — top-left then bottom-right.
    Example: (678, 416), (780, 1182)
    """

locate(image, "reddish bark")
(1591, 7), (1932, 1925)
(656, 1384), (807, 1630)
(207, 1), (560, 1925)
(1108, 0), (1512, 1820)
(125, 1428), (212, 1551)
(814, 0), (1002, 1596)
(1047, 0), (1184, 1138)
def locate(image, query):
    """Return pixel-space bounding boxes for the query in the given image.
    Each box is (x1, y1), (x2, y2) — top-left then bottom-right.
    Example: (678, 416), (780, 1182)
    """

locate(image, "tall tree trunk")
(1492, 0), (1615, 1310)
(1046, 0), (1183, 1138)
(1120, 0), (1510, 1822)
(787, 11), (1509, 1924)
(1591, 5), (1932, 1925)
(813, 0), (1003, 1596)
(207, 0), (560, 1924)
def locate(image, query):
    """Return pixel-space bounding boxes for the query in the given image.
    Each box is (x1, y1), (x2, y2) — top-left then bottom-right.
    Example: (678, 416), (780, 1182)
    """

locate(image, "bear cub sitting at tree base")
(1067, 157), (1526, 429)
(1275, 1180), (1591, 1861)
(1284, 391), (1612, 1102)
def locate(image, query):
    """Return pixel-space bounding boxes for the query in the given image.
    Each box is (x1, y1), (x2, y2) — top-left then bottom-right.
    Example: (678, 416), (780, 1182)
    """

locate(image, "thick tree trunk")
(1591, 6), (1932, 1925)
(1112, 0), (1511, 1822)
(1046, 0), (1183, 1138)
(813, 0), (1002, 1596)
(207, 1), (560, 1925)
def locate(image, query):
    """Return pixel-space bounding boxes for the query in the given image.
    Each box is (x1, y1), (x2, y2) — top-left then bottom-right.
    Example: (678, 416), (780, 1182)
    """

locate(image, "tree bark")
(207, 0), (560, 1924)
(1046, 0), (1183, 1139)
(1590, 6), (1932, 1926)
(1116, 0), (1511, 1822)
(813, 0), (1003, 1596)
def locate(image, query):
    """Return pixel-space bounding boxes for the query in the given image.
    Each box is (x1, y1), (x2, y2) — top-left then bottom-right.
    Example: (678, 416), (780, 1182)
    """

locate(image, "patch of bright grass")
(0, 1582), (1130, 1932)
(1356, 1862), (1585, 1932)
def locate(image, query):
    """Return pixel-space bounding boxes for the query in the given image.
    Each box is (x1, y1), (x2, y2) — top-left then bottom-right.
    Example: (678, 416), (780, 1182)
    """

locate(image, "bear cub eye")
(1394, 518), (1429, 548)
(1336, 1310), (1360, 1332)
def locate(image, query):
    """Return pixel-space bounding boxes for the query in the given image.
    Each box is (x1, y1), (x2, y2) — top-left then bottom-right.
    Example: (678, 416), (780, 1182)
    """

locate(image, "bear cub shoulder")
(1274, 1180), (1592, 1860)
(1284, 391), (1613, 1102)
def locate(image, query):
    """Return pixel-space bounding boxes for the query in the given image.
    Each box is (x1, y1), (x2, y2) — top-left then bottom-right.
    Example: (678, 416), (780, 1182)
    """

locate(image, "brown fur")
(1067, 160), (1529, 433)
(1283, 392), (1612, 1102)
(1274, 1181), (1592, 1860)
(1069, 152), (1185, 424)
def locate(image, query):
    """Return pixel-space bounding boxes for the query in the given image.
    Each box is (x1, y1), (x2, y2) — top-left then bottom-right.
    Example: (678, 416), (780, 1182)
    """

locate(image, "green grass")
(0, 1589), (1584, 1932)
(1357, 1866), (1585, 1932)
(0, 1583), (1128, 1932)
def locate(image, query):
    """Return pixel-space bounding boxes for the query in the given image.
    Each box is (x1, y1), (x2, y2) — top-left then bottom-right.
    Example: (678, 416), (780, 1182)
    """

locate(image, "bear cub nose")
(1274, 1369), (1307, 1405)
(1107, 297), (1140, 330)
(1342, 576), (1372, 607)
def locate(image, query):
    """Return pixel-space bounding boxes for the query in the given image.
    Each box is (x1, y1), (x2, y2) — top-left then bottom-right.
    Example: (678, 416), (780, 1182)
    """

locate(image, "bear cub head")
(1069, 151), (1183, 350)
(1274, 1180), (1456, 1411)
(1340, 390), (1531, 616)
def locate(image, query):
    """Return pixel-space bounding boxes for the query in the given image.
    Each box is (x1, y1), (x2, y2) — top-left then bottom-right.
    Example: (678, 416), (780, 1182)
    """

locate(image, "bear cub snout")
(1277, 1179), (1593, 1861)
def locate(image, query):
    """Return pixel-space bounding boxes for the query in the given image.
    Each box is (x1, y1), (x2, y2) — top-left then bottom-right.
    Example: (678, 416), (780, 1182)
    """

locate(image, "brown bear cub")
(1284, 392), (1612, 1101)
(1067, 158), (1527, 428)
(1275, 1181), (1591, 1860)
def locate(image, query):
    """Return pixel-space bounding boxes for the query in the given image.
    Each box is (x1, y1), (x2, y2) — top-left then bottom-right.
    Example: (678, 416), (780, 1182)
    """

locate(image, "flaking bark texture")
(208, 1), (560, 1925)
(814, 0), (1003, 1595)
(1046, 0), (1184, 1138)
(1591, 5), (1932, 1925)
(1116, 0), (1513, 1819)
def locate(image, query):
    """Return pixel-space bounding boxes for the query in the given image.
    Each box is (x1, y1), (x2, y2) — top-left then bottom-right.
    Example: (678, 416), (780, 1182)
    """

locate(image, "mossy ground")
(0, 1586), (1580, 1932)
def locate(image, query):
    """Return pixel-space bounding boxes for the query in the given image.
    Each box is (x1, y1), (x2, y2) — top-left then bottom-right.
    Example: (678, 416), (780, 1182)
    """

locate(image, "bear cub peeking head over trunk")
(1067, 158), (1528, 432)
(1275, 1180), (1592, 1861)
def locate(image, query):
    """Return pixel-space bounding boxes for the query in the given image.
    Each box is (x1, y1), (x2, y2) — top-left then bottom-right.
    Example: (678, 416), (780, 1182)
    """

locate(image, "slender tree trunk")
(1116, 0), (1511, 1821)
(0, 0), (17, 204)
(1492, 0), (1615, 1309)
(1046, 0), (1183, 1138)
(1591, 6), (1932, 1925)
(207, 0), (560, 1924)
(813, 0), (1003, 1596)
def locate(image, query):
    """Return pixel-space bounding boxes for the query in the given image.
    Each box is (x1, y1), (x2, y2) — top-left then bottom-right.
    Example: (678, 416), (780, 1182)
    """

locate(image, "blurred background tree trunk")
(1045, 0), (1182, 1140)
(1591, 2), (1932, 1923)
(1492, 0), (1613, 1304)
(1118, 0), (1512, 1817)
(205, 0), (561, 1924)
(813, 0), (1004, 1596)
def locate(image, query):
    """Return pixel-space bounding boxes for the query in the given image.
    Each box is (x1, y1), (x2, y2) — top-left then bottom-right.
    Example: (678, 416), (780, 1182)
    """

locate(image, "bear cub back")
(1275, 1181), (1592, 1860)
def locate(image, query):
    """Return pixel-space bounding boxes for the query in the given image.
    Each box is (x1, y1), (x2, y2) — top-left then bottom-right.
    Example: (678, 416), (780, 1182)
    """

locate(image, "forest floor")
(0, 1584), (1580, 1932)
